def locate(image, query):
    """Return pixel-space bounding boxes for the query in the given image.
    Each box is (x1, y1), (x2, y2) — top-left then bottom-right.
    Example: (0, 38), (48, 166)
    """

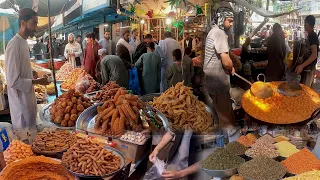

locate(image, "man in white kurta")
(5, 8), (49, 142)
(159, 31), (181, 91)
(64, 33), (83, 68)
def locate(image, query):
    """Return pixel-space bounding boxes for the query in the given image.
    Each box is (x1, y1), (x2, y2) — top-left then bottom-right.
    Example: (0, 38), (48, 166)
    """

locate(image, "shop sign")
(82, 0), (110, 14)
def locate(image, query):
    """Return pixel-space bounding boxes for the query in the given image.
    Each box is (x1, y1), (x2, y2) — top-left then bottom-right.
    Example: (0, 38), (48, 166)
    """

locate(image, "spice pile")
(274, 141), (299, 157)
(284, 170), (320, 179)
(0, 156), (75, 180)
(94, 88), (144, 136)
(245, 143), (280, 158)
(201, 148), (244, 170)
(62, 138), (122, 176)
(281, 148), (320, 174)
(225, 141), (248, 155)
(61, 68), (86, 90)
(32, 129), (77, 153)
(93, 81), (121, 102)
(56, 62), (74, 81)
(50, 89), (93, 127)
(3, 140), (35, 165)
(152, 82), (214, 134)
(237, 135), (255, 147)
(239, 156), (287, 180)
(274, 135), (290, 143)
(251, 134), (275, 149)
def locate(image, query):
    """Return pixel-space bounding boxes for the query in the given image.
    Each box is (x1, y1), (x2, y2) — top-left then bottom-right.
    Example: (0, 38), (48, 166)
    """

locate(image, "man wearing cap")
(98, 49), (129, 88)
(5, 8), (50, 141)
(203, 8), (237, 140)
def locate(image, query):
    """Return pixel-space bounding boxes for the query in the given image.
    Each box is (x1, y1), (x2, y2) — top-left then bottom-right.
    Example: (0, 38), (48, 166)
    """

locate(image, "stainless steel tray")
(76, 103), (170, 135)
(64, 146), (125, 178)
(39, 102), (75, 130)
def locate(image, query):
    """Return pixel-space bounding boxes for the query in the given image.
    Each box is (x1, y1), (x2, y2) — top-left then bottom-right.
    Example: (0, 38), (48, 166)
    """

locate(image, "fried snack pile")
(34, 84), (46, 101)
(93, 81), (122, 102)
(152, 82), (214, 134)
(0, 156), (75, 180)
(50, 89), (93, 127)
(3, 140), (34, 165)
(86, 75), (100, 93)
(32, 129), (77, 153)
(242, 82), (320, 124)
(94, 88), (144, 136)
(62, 138), (122, 176)
(61, 68), (86, 90)
(56, 62), (74, 81)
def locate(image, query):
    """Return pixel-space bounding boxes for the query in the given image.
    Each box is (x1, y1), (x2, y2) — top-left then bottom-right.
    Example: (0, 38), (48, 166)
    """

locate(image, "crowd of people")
(241, 15), (319, 88)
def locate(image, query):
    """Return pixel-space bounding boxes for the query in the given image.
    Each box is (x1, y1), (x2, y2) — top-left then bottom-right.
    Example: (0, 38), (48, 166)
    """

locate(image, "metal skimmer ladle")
(234, 73), (274, 99)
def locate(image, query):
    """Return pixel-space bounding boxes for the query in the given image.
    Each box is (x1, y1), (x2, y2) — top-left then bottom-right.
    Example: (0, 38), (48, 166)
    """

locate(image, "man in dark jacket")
(116, 30), (134, 69)
(132, 34), (153, 63)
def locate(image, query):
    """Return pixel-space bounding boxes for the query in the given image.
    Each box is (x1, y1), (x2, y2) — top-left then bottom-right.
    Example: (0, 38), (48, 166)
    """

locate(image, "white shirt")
(159, 38), (181, 67)
(5, 34), (37, 131)
(64, 42), (82, 68)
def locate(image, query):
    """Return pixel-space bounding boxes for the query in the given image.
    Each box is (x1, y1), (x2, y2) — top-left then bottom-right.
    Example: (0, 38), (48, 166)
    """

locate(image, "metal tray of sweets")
(75, 103), (170, 138)
(64, 146), (126, 178)
(39, 102), (75, 130)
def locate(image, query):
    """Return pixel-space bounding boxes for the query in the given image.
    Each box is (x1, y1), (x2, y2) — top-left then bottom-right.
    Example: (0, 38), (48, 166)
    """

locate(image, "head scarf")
(68, 33), (75, 44)
(216, 10), (234, 30)
(98, 49), (107, 56)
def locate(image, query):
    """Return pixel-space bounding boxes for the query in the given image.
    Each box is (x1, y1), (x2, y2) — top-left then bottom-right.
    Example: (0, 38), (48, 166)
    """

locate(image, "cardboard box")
(114, 138), (151, 163)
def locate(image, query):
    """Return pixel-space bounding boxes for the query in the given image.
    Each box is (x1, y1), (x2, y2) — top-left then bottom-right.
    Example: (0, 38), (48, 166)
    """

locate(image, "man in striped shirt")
(203, 9), (237, 139)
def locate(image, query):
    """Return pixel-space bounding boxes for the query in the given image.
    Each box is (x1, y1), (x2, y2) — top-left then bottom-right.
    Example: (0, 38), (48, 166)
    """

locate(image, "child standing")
(166, 49), (193, 87)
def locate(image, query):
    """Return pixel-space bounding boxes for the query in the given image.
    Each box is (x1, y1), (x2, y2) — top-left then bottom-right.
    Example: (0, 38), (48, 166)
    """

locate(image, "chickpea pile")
(50, 89), (93, 127)
(3, 140), (34, 165)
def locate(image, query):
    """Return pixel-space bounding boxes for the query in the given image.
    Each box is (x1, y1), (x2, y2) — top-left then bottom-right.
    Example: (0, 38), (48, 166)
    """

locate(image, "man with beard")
(84, 33), (100, 78)
(116, 30), (134, 69)
(5, 8), (50, 142)
(99, 31), (116, 55)
(64, 33), (82, 68)
(203, 8), (237, 141)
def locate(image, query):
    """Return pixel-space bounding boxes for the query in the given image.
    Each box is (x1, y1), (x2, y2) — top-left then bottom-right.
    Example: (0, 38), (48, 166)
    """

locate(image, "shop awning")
(0, 0), (77, 17)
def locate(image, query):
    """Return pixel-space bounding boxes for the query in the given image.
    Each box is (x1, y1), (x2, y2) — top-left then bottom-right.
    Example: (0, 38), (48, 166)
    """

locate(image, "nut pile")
(120, 131), (148, 145)
(239, 156), (287, 180)
(50, 89), (93, 127)
(94, 88), (144, 136)
(93, 81), (121, 102)
(62, 138), (122, 176)
(56, 62), (74, 81)
(3, 140), (34, 165)
(32, 129), (77, 153)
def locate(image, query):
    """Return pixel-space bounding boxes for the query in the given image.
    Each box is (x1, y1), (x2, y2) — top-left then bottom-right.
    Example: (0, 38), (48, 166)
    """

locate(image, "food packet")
(152, 157), (166, 176)
(75, 75), (90, 93)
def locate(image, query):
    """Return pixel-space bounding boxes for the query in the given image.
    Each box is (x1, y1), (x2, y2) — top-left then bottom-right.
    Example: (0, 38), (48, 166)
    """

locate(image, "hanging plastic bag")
(75, 75), (90, 93)
(128, 67), (141, 95)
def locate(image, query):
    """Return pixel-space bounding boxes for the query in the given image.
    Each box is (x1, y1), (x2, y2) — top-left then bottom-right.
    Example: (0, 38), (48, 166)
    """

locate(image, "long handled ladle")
(234, 73), (274, 99)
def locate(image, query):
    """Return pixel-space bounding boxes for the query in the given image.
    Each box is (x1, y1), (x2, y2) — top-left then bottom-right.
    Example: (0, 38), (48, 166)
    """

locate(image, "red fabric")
(84, 41), (100, 78)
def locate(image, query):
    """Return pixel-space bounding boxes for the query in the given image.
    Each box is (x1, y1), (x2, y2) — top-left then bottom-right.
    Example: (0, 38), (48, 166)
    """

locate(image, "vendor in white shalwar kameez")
(5, 8), (50, 142)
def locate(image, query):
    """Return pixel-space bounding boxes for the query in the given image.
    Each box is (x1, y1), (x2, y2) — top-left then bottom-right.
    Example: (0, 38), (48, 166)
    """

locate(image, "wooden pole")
(48, 0), (58, 97)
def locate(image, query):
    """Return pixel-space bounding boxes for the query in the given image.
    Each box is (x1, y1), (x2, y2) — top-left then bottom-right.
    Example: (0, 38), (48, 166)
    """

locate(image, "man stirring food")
(203, 8), (238, 141)
(5, 8), (50, 142)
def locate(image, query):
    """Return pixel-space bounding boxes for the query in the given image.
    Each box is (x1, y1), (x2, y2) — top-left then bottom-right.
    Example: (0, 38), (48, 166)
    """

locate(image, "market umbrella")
(0, 0), (77, 17)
